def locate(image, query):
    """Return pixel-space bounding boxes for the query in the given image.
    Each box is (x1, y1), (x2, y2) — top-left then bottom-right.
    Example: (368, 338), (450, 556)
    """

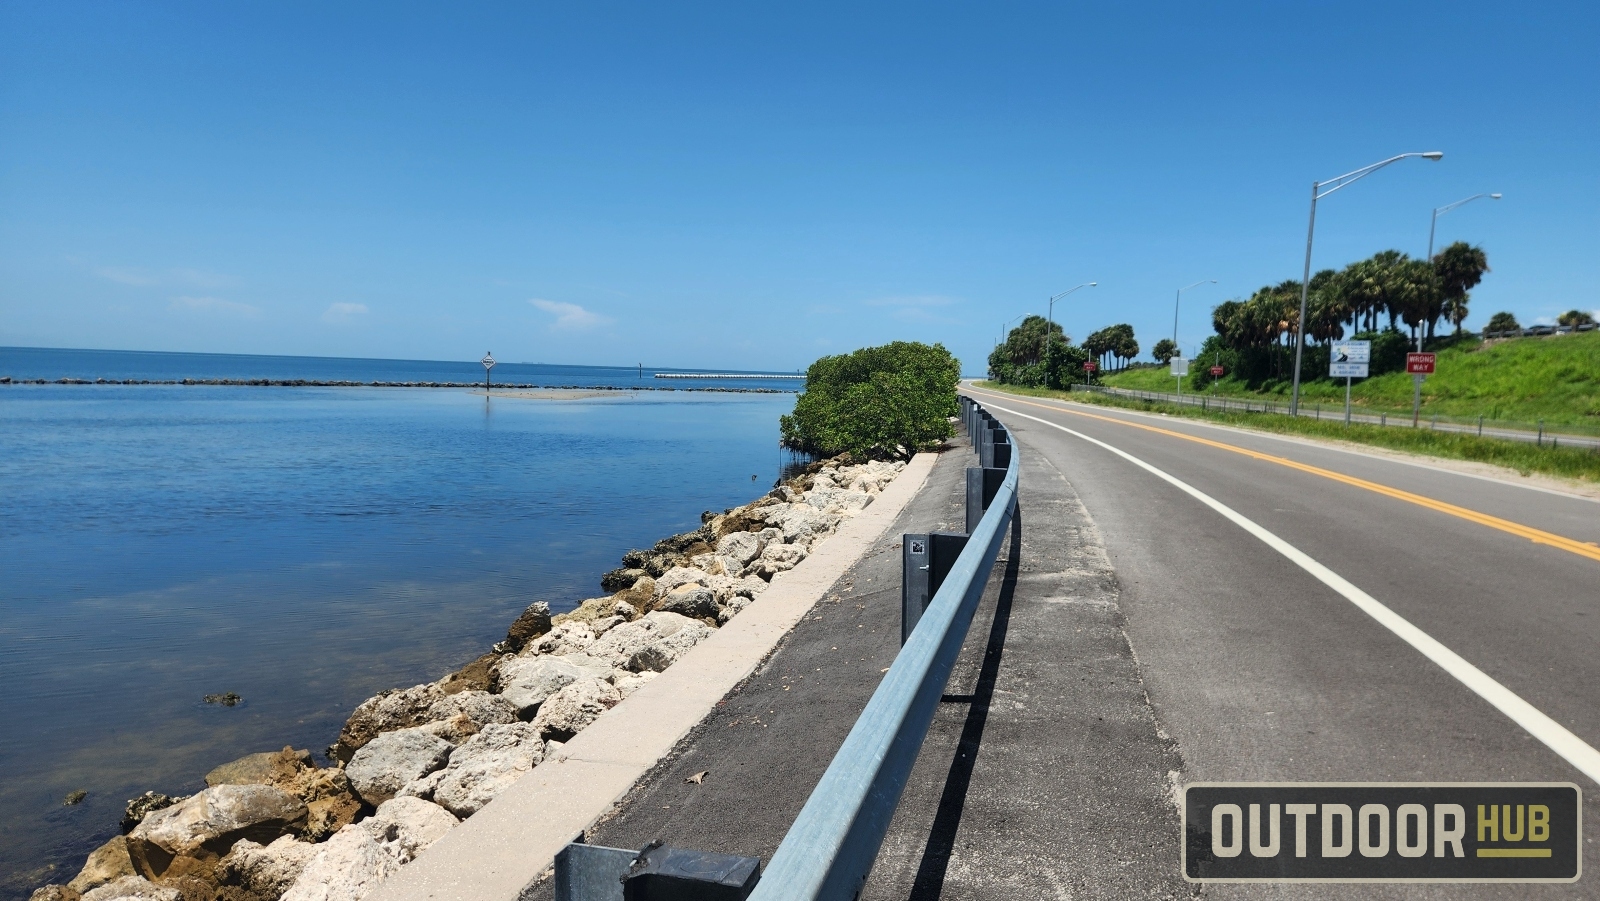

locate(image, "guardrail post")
(990, 439), (1011, 471)
(554, 841), (762, 901)
(902, 532), (971, 645)
(965, 466), (1007, 534)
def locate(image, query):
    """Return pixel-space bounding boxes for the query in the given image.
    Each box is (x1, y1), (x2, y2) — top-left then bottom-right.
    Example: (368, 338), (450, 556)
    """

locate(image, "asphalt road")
(966, 385), (1600, 899)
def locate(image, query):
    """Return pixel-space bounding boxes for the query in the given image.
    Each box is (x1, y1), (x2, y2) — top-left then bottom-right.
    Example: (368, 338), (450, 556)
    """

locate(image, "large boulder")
(501, 601), (552, 652)
(430, 723), (546, 818)
(599, 567), (646, 593)
(528, 621), (595, 656)
(652, 566), (709, 596)
(424, 691), (517, 736)
(195, 747), (358, 841)
(613, 576), (655, 610)
(80, 877), (178, 901)
(753, 543), (805, 579)
(434, 652), (498, 695)
(278, 826), (397, 901)
(494, 656), (584, 718)
(126, 785), (308, 880)
(360, 797), (458, 864)
(627, 620), (715, 673)
(282, 768), (361, 842)
(583, 620), (659, 668)
(762, 505), (837, 544)
(205, 748), (312, 788)
(331, 684), (444, 763)
(67, 836), (136, 895)
(610, 670), (657, 698)
(653, 586), (718, 620)
(216, 836), (318, 901)
(804, 488), (873, 514)
(714, 531), (766, 565)
(344, 729), (453, 807)
(121, 793), (186, 834)
(531, 679), (621, 742)
(717, 595), (751, 625)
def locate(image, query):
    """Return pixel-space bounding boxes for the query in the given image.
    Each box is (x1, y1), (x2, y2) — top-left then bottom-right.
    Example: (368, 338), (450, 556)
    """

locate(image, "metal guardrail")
(747, 396), (1019, 901)
(1072, 384), (1600, 450)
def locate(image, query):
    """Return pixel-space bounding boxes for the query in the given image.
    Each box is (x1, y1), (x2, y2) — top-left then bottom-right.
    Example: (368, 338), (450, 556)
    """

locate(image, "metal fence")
(746, 396), (1020, 901)
(1072, 384), (1600, 451)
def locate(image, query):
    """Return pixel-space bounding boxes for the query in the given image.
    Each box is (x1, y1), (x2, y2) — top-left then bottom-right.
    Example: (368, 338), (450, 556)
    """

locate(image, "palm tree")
(1433, 242), (1490, 335)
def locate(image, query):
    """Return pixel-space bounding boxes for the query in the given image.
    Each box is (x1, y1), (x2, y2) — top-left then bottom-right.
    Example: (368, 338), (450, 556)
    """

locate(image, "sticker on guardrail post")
(1182, 783), (1581, 883)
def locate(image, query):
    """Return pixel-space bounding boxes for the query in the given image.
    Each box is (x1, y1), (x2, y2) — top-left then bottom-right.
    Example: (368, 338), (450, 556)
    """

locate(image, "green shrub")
(780, 341), (961, 459)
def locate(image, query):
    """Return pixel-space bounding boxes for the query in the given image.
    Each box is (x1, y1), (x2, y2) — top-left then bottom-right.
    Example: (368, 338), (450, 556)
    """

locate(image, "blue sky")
(2, 2), (1596, 374)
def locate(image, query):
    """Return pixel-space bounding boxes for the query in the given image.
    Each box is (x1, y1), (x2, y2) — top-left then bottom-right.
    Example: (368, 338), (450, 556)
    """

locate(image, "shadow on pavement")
(908, 508), (1023, 900)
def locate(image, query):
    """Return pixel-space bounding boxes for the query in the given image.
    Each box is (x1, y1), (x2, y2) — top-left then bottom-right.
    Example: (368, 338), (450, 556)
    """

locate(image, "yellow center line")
(966, 387), (1600, 565)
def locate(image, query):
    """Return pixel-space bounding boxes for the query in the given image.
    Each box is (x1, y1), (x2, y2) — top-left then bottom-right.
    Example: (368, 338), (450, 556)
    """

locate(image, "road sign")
(1083, 361), (1097, 372)
(1406, 352), (1436, 374)
(1170, 357), (1190, 376)
(1209, 365), (1225, 377)
(1332, 340), (1371, 364)
(1330, 362), (1369, 378)
(481, 352), (497, 371)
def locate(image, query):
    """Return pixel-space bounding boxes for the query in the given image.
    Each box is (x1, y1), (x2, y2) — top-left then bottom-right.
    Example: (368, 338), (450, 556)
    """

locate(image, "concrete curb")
(368, 452), (940, 901)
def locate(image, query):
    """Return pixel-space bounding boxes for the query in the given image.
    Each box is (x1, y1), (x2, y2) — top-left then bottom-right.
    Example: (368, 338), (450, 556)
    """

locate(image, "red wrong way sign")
(1083, 361), (1097, 372)
(1406, 352), (1436, 374)
(1210, 365), (1225, 377)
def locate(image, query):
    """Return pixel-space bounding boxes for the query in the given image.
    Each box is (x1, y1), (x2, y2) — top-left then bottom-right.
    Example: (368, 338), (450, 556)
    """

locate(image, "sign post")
(481, 351), (497, 394)
(1083, 360), (1097, 386)
(1329, 340), (1370, 425)
(1406, 352), (1436, 426)
(1170, 356), (1190, 401)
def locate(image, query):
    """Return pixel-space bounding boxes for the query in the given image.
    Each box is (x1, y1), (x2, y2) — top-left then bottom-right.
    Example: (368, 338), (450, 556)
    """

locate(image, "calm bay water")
(0, 348), (796, 899)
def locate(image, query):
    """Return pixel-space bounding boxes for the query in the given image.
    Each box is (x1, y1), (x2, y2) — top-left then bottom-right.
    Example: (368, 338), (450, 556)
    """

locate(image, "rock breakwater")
(0, 377), (791, 393)
(30, 455), (906, 901)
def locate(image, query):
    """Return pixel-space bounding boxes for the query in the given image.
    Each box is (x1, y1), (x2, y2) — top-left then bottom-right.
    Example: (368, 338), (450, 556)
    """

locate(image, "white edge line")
(986, 400), (1600, 788)
(963, 383), (1600, 505)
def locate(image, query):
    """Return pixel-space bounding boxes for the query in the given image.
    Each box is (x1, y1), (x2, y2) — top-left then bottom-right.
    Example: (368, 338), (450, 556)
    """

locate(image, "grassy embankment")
(1104, 331), (1600, 432)
(972, 381), (1600, 484)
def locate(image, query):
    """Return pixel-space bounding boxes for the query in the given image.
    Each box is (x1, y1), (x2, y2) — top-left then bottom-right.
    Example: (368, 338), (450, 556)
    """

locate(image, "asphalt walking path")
(967, 385), (1600, 900)
(530, 427), (1189, 899)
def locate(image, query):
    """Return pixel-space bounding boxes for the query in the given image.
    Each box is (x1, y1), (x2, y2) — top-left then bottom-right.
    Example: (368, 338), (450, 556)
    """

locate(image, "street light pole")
(1428, 192), (1501, 262)
(1173, 280), (1216, 401)
(1290, 151), (1444, 415)
(995, 314), (1028, 378)
(1047, 282), (1096, 388)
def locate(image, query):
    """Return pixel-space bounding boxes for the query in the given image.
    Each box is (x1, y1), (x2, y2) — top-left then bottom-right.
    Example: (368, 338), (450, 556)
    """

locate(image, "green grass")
(1103, 331), (1600, 431)
(973, 381), (1600, 484)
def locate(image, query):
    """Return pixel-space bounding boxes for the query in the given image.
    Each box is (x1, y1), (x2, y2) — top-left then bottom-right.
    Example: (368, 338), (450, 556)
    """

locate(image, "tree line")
(1192, 242), (1491, 387)
(986, 317), (1144, 389)
(988, 240), (1502, 392)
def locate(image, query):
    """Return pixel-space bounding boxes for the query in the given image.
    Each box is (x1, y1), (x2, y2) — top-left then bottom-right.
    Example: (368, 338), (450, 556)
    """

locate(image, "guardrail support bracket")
(902, 532), (971, 644)
(965, 466), (1007, 535)
(555, 840), (761, 901)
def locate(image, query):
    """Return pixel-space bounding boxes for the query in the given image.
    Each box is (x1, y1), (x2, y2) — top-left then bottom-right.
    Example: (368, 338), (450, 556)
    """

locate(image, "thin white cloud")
(863, 295), (959, 308)
(322, 302), (369, 323)
(95, 266), (161, 286)
(169, 295), (260, 316)
(170, 268), (236, 289)
(94, 265), (236, 288)
(529, 298), (611, 329)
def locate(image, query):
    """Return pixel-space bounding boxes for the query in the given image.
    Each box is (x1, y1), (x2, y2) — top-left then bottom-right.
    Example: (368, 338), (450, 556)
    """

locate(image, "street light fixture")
(1172, 280), (1216, 399)
(1428, 192), (1501, 262)
(1047, 283), (1096, 389)
(1289, 152), (1444, 415)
